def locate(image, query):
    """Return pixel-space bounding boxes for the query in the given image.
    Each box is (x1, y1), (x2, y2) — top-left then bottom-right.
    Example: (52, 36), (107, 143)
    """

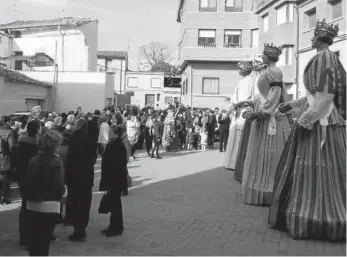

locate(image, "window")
(157, 93), (160, 101)
(127, 77), (138, 88)
(251, 29), (259, 48)
(182, 80), (186, 95)
(199, 0), (217, 11)
(165, 97), (174, 105)
(151, 78), (161, 88)
(174, 97), (180, 103)
(224, 30), (242, 48)
(12, 31), (21, 38)
(185, 79), (189, 94)
(276, 3), (294, 25)
(262, 14), (269, 33)
(306, 9), (316, 29)
(202, 77), (219, 95)
(198, 30), (216, 47)
(278, 46), (294, 66)
(145, 94), (155, 107)
(14, 51), (23, 70)
(106, 98), (112, 106)
(330, 0), (342, 19)
(225, 0), (243, 12)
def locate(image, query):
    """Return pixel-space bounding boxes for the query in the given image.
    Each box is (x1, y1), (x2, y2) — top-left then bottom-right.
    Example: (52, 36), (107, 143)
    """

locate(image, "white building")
(125, 71), (181, 108)
(297, 0), (346, 97)
(97, 51), (127, 93)
(0, 17), (98, 72)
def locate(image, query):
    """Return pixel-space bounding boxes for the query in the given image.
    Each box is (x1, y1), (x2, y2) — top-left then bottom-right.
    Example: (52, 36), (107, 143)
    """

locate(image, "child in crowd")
(199, 127), (208, 151)
(186, 128), (195, 150)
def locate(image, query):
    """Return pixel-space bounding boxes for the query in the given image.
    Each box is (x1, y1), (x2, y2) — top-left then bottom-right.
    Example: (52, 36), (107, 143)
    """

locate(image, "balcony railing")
(225, 6), (243, 12)
(198, 43), (216, 48)
(224, 43), (242, 48)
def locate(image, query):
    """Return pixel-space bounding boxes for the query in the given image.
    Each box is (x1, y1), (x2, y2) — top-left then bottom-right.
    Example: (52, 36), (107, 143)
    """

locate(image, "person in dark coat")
(22, 130), (67, 256)
(16, 119), (40, 248)
(207, 109), (217, 148)
(151, 115), (164, 159)
(99, 125), (128, 237)
(218, 110), (231, 152)
(65, 119), (97, 241)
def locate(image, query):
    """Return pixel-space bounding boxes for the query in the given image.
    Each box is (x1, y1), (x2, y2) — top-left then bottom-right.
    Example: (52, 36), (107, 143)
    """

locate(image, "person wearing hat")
(224, 61), (254, 168)
(269, 19), (346, 241)
(233, 56), (267, 183)
(241, 43), (291, 207)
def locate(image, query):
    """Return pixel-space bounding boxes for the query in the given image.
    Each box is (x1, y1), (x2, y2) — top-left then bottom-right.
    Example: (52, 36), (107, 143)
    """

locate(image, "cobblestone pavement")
(0, 148), (345, 256)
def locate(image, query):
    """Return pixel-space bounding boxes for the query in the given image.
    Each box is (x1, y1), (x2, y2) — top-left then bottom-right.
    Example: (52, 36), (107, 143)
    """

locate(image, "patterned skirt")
(242, 116), (291, 206)
(234, 119), (253, 183)
(268, 123), (346, 241)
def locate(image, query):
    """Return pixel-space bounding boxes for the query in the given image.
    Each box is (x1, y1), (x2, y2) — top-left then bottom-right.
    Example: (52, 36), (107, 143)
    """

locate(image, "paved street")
(0, 148), (346, 256)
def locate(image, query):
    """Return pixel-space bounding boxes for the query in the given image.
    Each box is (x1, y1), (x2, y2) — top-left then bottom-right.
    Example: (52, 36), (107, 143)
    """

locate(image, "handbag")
(98, 191), (111, 214)
(127, 174), (132, 188)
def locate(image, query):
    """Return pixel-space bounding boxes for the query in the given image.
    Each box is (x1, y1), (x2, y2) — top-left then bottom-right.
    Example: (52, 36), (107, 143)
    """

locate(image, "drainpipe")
(120, 59), (123, 94)
(294, 4), (300, 99)
(57, 25), (65, 71)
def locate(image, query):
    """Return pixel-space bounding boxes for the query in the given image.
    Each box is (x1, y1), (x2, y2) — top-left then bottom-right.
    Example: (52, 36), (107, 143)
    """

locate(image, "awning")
(0, 53), (55, 67)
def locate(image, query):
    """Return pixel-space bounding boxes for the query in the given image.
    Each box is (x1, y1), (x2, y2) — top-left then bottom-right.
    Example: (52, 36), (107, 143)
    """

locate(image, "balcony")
(180, 46), (257, 64)
(225, 6), (243, 12)
(223, 43), (242, 48)
(197, 43), (216, 48)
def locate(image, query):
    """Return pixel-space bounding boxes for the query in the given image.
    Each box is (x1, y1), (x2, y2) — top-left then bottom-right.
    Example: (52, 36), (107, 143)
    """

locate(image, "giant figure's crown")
(263, 43), (282, 57)
(315, 18), (339, 37)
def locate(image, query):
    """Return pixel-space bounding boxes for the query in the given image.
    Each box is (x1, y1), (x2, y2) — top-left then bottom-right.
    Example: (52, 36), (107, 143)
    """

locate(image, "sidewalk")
(0, 148), (345, 256)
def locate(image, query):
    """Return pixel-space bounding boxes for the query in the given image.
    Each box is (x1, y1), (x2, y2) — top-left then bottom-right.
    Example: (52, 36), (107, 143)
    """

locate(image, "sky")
(0, 0), (181, 70)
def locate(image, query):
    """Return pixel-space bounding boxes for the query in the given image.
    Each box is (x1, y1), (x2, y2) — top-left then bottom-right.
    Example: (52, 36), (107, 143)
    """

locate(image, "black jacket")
(16, 135), (38, 185)
(218, 115), (231, 132)
(66, 129), (98, 188)
(153, 120), (164, 138)
(22, 153), (66, 202)
(99, 137), (127, 192)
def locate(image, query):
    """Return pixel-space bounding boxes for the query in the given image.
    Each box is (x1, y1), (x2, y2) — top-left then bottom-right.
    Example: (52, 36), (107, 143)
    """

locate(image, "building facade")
(97, 51), (127, 93)
(125, 71), (181, 108)
(0, 32), (13, 62)
(0, 66), (52, 115)
(254, 0), (297, 100)
(296, 0), (346, 98)
(176, 0), (259, 108)
(0, 17), (98, 72)
(22, 71), (114, 113)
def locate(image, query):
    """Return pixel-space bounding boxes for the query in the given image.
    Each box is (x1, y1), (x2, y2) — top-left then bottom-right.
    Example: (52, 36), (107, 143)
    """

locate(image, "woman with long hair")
(241, 43), (291, 206)
(269, 19), (346, 241)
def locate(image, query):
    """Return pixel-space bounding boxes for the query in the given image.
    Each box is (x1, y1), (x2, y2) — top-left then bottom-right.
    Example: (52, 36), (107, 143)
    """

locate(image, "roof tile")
(97, 51), (128, 59)
(0, 66), (51, 87)
(0, 17), (97, 30)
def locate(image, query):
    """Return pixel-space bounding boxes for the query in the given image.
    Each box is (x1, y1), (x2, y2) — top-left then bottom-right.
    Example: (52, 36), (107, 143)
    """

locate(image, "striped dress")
(241, 67), (291, 206)
(268, 50), (346, 241)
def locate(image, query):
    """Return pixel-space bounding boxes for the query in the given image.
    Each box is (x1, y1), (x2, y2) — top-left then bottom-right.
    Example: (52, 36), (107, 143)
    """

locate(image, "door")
(145, 94), (155, 107)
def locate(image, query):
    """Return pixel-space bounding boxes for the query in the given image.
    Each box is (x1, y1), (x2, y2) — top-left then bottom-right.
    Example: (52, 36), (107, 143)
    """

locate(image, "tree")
(139, 41), (173, 71)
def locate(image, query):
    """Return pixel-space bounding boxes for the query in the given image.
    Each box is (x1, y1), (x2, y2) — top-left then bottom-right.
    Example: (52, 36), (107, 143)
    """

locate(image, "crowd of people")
(224, 19), (346, 242)
(0, 94), (234, 255)
(0, 18), (345, 256)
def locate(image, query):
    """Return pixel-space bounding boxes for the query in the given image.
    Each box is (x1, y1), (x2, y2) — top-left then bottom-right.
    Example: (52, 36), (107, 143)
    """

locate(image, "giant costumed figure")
(269, 19), (346, 241)
(224, 61), (254, 170)
(233, 56), (267, 183)
(241, 43), (291, 206)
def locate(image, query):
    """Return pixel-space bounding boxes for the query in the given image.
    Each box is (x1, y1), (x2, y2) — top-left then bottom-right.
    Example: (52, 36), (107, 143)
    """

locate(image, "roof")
(97, 51), (128, 60)
(0, 31), (12, 37)
(0, 66), (51, 87)
(0, 17), (97, 30)
(176, 0), (185, 23)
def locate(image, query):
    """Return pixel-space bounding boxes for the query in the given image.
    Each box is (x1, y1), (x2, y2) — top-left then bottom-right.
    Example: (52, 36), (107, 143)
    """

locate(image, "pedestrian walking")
(99, 125), (128, 237)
